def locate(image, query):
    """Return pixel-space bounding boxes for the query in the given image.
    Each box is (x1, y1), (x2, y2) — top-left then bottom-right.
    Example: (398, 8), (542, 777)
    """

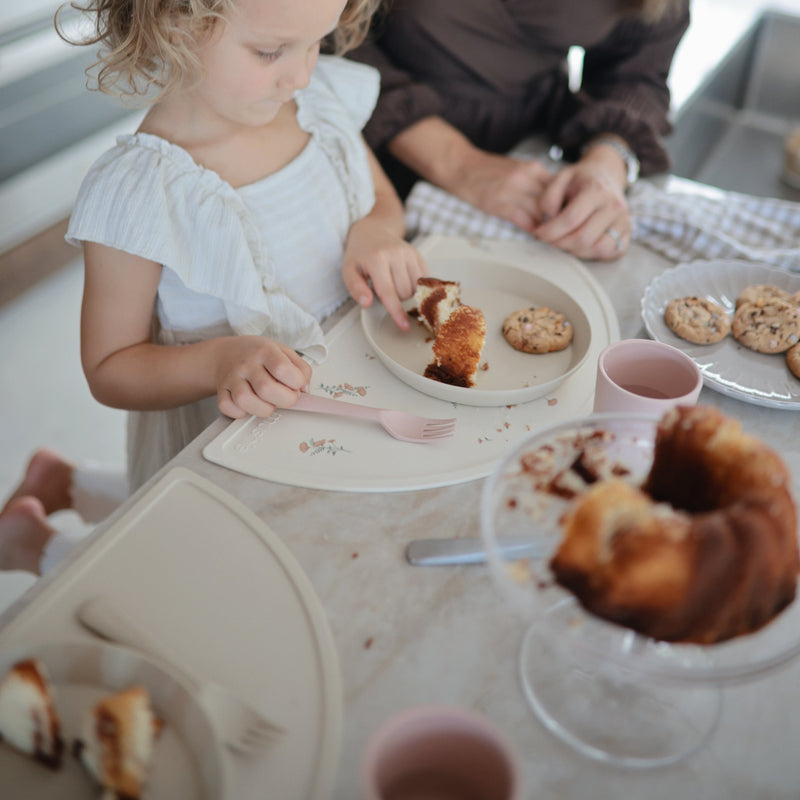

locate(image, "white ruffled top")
(65, 56), (380, 490)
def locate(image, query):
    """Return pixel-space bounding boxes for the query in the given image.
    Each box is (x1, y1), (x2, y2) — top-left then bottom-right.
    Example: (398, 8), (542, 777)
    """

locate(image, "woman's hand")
(533, 146), (632, 261)
(450, 150), (552, 233)
(342, 218), (427, 331)
(214, 336), (312, 420)
(389, 117), (550, 233)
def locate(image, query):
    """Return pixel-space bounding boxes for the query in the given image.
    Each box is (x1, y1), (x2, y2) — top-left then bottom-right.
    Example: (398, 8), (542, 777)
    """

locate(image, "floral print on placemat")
(290, 379), (371, 456)
(318, 382), (368, 398)
(298, 438), (351, 456)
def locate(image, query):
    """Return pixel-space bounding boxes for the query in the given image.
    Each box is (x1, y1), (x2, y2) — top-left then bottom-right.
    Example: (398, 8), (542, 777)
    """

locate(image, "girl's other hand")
(214, 336), (312, 419)
(533, 152), (631, 261)
(342, 220), (428, 331)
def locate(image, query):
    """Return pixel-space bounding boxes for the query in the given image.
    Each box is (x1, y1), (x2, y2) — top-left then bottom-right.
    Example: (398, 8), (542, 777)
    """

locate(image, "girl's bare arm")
(80, 242), (311, 418)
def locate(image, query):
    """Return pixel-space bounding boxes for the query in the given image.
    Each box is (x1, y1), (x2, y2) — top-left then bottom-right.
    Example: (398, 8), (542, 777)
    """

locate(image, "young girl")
(58, 0), (427, 493)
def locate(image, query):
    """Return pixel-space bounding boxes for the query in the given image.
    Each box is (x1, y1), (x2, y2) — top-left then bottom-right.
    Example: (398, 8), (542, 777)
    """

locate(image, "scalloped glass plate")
(641, 260), (800, 409)
(480, 413), (800, 687)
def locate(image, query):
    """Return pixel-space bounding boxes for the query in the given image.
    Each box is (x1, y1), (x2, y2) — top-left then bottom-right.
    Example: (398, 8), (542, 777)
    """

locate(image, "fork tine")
(242, 728), (273, 747)
(235, 725), (279, 752)
(252, 720), (286, 737)
(423, 421), (457, 432)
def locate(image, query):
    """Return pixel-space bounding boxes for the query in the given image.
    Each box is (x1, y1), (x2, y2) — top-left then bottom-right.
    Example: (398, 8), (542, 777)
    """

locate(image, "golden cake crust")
(424, 305), (486, 387)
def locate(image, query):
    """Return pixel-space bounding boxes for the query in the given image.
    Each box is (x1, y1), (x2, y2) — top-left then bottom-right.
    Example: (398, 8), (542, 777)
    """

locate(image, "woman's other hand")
(390, 117), (550, 233)
(450, 151), (551, 233)
(533, 144), (631, 261)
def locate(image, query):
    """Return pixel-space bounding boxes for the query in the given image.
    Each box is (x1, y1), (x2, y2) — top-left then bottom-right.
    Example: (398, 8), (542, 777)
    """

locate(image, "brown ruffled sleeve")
(347, 39), (444, 153)
(555, 4), (690, 176)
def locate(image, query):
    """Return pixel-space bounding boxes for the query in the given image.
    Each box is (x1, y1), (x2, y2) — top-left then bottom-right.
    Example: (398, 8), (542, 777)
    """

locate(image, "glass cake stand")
(480, 413), (800, 768)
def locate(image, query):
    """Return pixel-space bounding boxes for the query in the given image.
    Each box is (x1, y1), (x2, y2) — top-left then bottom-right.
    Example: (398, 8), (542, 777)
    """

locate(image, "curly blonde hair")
(56, 0), (382, 101)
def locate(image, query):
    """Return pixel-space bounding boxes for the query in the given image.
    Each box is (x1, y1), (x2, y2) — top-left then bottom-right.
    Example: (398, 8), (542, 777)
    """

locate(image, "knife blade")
(405, 535), (549, 566)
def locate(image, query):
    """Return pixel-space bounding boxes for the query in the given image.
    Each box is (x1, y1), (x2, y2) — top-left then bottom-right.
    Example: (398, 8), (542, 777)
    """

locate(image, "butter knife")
(405, 536), (549, 566)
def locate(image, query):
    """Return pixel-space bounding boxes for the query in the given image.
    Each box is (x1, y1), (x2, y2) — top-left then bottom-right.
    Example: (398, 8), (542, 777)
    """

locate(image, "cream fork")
(291, 392), (456, 443)
(76, 597), (285, 756)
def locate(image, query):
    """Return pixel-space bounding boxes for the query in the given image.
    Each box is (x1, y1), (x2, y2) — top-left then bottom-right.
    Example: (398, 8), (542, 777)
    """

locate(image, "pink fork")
(291, 392), (456, 443)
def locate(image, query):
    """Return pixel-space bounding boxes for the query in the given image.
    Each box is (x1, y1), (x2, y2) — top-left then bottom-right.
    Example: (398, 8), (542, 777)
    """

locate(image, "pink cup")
(360, 705), (523, 800)
(593, 339), (703, 415)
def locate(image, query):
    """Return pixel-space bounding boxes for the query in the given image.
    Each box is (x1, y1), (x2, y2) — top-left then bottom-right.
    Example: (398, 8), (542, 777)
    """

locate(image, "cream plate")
(361, 258), (593, 407)
(0, 640), (227, 799)
(641, 260), (800, 409)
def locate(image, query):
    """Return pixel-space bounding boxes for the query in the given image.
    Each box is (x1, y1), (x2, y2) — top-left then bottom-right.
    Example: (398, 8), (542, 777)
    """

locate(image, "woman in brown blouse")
(348, 0), (690, 260)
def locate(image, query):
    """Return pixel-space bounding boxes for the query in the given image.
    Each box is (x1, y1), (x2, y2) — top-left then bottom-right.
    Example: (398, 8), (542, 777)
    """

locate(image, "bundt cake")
(550, 405), (799, 644)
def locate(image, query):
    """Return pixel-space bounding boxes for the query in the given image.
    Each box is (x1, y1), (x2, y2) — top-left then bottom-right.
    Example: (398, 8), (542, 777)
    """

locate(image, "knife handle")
(405, 538), (490, 566)
(405, 536), (549, 566)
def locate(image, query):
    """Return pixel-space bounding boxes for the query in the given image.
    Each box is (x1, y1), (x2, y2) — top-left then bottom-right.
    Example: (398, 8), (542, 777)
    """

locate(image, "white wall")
(0, 2), (61, 34)
(0, 3), (143, 254)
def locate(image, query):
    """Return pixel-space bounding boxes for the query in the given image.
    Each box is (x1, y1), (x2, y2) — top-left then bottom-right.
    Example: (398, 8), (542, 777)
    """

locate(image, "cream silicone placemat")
(203, 236), (620, 491)
(0, 467), (341, 800)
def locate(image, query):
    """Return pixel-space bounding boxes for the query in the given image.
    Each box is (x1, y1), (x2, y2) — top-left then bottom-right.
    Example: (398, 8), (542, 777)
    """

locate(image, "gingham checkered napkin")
(404, 178), (800, 271)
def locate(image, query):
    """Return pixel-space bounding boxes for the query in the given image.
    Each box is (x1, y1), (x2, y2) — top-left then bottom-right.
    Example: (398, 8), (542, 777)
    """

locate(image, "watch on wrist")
(584, 136), (640, 189)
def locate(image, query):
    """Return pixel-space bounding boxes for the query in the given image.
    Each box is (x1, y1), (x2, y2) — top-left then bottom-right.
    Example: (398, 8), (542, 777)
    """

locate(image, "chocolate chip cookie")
(502, 306), (573, 354)
(732, 299), (800, 354)
(664, 296), (731, 345)
(735, 284), (790, 309)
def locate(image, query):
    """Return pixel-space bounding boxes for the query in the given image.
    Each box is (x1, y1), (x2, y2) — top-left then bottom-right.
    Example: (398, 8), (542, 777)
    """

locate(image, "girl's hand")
(342, 219), (428, 331)
(214, 336), (312, 419)
(532, 149), (631, 261)
(450, 151), (552, 233)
